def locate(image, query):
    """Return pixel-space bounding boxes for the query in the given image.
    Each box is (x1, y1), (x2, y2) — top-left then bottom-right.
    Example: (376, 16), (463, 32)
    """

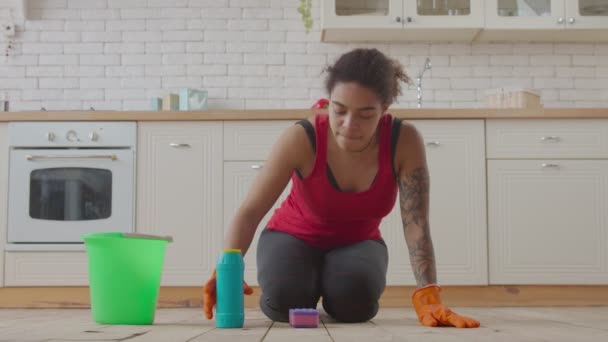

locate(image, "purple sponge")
(289, 308), (319, 328)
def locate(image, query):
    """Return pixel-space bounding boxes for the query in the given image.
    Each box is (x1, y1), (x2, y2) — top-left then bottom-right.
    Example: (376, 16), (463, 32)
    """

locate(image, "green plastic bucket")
(83, 232), (172, 325)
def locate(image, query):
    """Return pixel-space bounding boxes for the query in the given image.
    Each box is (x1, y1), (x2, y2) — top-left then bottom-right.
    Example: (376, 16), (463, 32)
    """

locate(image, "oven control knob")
(46, 132), (55, 142)
(89, 132), (99, 142)
(66, 130), (79, 142)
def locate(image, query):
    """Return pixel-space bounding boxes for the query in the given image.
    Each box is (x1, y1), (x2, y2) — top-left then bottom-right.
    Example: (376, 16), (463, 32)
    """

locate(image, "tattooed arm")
(396, 122), (437, 288)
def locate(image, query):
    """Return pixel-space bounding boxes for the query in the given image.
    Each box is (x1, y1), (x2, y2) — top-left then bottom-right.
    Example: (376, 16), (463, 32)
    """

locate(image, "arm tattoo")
(399, 166), (437, 287)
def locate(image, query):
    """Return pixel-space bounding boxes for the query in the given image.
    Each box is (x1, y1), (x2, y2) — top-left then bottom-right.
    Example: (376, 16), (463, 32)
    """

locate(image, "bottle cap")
(223, 249), (242, 253)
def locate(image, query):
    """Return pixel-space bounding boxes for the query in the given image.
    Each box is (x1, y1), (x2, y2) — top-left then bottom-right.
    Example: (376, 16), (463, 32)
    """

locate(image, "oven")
(7, 122), (136, 244)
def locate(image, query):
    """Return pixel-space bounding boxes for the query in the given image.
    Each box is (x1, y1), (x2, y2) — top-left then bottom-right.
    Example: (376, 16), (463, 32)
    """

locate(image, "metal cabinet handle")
(396, 16), (401, 22)
(541, 163), (560, 169)
(541, 136), (560, 142)
(251, 164), (263, 170)
(406, 16), (412, 23)
(169, 143), (191, 148)
(26, 155), (117, 161)
(568, 17), (575, 24)
(557, 17), (564, 24)
(425, 141), (441, 147)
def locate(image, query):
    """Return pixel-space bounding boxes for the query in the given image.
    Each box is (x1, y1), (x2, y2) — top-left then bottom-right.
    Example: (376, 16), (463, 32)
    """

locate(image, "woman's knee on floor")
(260, 278), (319, 322)
(321, 277), (381, 323)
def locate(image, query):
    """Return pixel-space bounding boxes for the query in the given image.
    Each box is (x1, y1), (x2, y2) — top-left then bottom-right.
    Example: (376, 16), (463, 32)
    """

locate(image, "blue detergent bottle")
(215, 249), (245, 328)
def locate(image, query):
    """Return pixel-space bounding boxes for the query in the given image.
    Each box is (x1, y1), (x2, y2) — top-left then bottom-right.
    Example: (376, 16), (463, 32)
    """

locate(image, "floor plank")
(1, 307), (607, 342)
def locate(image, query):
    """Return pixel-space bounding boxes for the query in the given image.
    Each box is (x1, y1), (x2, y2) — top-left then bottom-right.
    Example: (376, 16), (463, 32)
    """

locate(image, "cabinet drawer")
(4, 251), (89, 286)
(224, 121), (295, 160)
(487, 119), (608, 159)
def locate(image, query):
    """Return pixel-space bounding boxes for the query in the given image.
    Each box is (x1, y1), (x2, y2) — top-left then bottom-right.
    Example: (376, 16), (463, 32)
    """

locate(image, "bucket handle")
(123, 233), (173, 242)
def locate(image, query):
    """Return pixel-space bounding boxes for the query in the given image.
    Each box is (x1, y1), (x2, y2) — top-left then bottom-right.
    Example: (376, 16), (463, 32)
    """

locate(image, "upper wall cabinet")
(321, 0), (485, 42)
(479, 0), (608, 41)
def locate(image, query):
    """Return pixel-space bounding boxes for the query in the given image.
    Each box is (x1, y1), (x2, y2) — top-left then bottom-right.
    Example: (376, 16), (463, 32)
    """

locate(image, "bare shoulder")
(267, 117), (315, 169)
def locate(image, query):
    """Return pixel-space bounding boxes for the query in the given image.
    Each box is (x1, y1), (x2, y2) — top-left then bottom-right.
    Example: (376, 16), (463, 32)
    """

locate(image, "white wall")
(0, 0), (607, 111)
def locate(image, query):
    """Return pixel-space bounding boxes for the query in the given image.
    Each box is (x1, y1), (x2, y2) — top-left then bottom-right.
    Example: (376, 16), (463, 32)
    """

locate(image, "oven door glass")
(30, 167), (112, 221)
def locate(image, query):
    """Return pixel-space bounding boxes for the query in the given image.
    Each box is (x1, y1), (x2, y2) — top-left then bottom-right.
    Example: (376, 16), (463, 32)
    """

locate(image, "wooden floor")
(1, 307), (607, 341)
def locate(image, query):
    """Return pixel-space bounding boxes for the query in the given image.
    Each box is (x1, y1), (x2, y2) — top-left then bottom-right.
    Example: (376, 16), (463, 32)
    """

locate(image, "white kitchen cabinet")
(222, 120), (295, 285)
(223, 162), (291, 286)
(322, 0), (485, 41)
(481, 0), (608, 41)
(4, 251), (89, 286)
(0, 123), (7, 287)
(137, 122), (223, 286)
(382, 120), (488, 285)
(488, 159), (608, 284)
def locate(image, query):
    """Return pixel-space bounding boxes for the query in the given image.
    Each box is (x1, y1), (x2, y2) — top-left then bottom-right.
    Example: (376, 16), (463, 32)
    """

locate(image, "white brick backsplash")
(39, 54), (78, 65)
(123, 31), (162, 42)
(146, 65), (187, 76)
(555, 67), (596, 78)
(21, 43), (62, 54)
(64, 89), (104, 100)
(146, 19), (186, 31)
(65, 66), (104, 77)
(64, 43), (103, 54)
(574, 55), (608, 66)
(81, 9), (120, 20)
(162, 76), (202, 88)
(120, 77), (161, 89)
(80, 78), (120, 89)
(530, 55), (571, 66)
(105, 42), (146, 54)
(121, 54), (161, 65)
(491, 78), (533, 88)
(490, 55), (529, 66)
(106, 66), (145, 77)
(68, 0), (107, 9)
(187, 65), (227, 76)
(286, 54), (325, 66)
(204, 30), (244, 42)
(534, 78), (573, 89)
(1, 1), (607, 110)
(512, 66), (553, 77)
(450, 55), (490, 66)
(574, 79), (608, 89)
(64, 20), (105, 31)
(228, 19), (268, 30)
(186, 42), (225, 53)
(149, 0), (188, 7)
(146, 42), (186, 53)
(560, 90), (603, 101)
(23, 89), (63, 100)
(244, 53), (283, 65)
(162, 31), (204, 41)
(39, 31), (81, 42)
(203, 76), (242, 87)
(105, 88), (145, 100)
(39, 78), (78, 89)
(187, 19), (228, 30)
(228, 65), (266, 76)
(225, 42), (265, 53)
(228, 87), (267, 99)
(24, 21), (64, 31)
(80, 54), (120, 65)
(450, 78), (491, 89)
(82, 31), (122, 42)
(201, 8), (241, 19)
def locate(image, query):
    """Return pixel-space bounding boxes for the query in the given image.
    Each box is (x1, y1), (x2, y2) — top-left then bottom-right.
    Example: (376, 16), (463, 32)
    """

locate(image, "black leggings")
(256, 229), (388, 323)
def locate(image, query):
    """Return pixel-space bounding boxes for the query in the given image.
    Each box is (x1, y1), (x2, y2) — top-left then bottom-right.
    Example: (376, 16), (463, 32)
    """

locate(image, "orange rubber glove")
(202, 269), (254, 320)
(412, 285), (480, 328)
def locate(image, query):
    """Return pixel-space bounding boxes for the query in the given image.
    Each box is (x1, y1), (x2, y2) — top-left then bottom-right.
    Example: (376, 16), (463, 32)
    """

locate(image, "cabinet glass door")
(486, 0), (566, 29)
(566, 0), (608, 28)
(405, 0), (484, 28)
(324, 0), (403, 29)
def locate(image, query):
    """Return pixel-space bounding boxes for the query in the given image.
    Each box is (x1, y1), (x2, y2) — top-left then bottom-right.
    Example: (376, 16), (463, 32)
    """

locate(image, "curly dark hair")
(324, 48), (410, 107)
